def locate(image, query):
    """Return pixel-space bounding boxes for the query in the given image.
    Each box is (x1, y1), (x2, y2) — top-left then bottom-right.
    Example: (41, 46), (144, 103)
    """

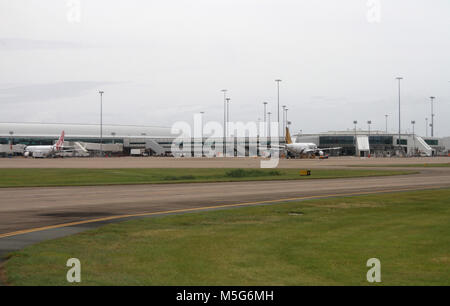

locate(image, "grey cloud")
(0, 82), (113, 104)
(0, 38), (90, 50)
(0, 1), (449, 137)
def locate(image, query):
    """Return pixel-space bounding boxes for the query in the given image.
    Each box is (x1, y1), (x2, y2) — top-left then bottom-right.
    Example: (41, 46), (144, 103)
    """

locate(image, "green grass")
(0, 168), (415, 188)
(4, 189), (450, 286)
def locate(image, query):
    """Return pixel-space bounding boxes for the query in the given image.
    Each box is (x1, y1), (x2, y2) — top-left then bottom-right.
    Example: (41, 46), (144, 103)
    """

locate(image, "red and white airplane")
(24, 131), (66, 158)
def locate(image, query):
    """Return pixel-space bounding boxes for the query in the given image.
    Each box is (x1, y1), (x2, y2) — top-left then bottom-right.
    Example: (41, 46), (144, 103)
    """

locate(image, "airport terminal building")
(0, 122), (447, 157)
(0, 122), (275, 157)
(0, 122), (176, 157)
(294, 130), (444, 157)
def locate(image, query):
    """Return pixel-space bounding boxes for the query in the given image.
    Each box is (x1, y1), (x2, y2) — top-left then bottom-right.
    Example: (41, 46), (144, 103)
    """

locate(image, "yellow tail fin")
(285, 127), (293, 144)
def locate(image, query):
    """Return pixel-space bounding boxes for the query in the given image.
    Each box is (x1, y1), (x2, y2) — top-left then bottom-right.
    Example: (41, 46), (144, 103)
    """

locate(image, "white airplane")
(24, 131), (66, 158)
(282, 128), (341, 158)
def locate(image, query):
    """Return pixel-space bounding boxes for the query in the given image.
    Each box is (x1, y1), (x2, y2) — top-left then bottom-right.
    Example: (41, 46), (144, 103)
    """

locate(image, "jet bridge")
(74, 142), (90, 157)
(412, 135), (433, 157)
(145, 139), (165, 155)
(356, 136), (370, 157)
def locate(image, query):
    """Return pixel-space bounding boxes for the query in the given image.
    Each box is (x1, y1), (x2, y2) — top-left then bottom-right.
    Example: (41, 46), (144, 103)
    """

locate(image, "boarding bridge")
(356, 136), (370, 157)
(145, 139), (165, 155)
(74, 142), (90, 157)
(0, 144), (25, 155)
(0, 144), (9, 154)
(413, 135), (433, 157)
(82, 142), (123, 152)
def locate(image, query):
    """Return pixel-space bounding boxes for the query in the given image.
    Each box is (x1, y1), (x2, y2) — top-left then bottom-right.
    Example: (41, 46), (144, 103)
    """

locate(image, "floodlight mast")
(99, 90), (104, 156)
(396, 77), (403, 150)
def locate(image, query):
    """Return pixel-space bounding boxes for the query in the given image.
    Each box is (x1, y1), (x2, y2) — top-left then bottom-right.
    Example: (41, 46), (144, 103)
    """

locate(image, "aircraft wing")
(302, 147), (342, 154)
(316, 147), (342, 151)
(266, 145), (286, 150)
(303, 149), (316, 154)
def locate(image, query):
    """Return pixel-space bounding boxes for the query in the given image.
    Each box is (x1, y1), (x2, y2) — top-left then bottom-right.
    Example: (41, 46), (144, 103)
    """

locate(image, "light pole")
(411, 120), (416, 156)
(268, 112), (272, 139)
(263, 102), (268, 137)
(367, 120), (372, 155)
(430, 96), (436, 137)
(257, 118), (261, 138)
(425, 117), (428, 137)
(385, 114), (389, 134)
(396, 77), (403, 150)
(353, 120), (358, 156)
(200, 111), (205, 140)
(275, 79), (282, 137)
(226, 98), (230, 137)
(200, 111), (205, 156)
(285, 107), (289, 138)
(221, 89), (227, 153)
(111, 132), (116, 144)
(9, 131), (13, 152)
(99, 90), (104, 157)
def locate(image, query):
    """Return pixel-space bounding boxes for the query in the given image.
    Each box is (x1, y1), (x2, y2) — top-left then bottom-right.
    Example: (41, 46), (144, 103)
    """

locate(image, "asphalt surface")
(0, 156), (449, 168)
(0, 157), (449, 262)
(0, 167), (450, 260)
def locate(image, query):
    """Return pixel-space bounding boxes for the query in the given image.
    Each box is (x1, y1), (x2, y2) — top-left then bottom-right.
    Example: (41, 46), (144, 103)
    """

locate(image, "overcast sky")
(1, 0), (449, 137)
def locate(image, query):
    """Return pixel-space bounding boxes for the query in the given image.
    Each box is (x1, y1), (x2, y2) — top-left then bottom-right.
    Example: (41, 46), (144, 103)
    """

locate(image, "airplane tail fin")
(55, 131), (65, 150)
(285, 127), (293, 144)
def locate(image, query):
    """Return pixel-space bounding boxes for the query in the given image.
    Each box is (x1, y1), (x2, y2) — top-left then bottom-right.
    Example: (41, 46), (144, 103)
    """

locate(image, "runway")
(0, 156), (449, 168)
(1, 164), (449, 259)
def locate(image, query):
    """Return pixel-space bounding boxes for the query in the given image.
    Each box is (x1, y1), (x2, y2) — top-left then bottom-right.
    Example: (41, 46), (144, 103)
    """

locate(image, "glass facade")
(65, 138), (122, 144)
(7, 138), (53, 146)
(0, 137), (123, 145)
(317, 135), (398, 156)
(425, 139), (438, 146)
(369, 136), (393, 145)
(319, 136), (354, 145)
(0, 138), (9, 144)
